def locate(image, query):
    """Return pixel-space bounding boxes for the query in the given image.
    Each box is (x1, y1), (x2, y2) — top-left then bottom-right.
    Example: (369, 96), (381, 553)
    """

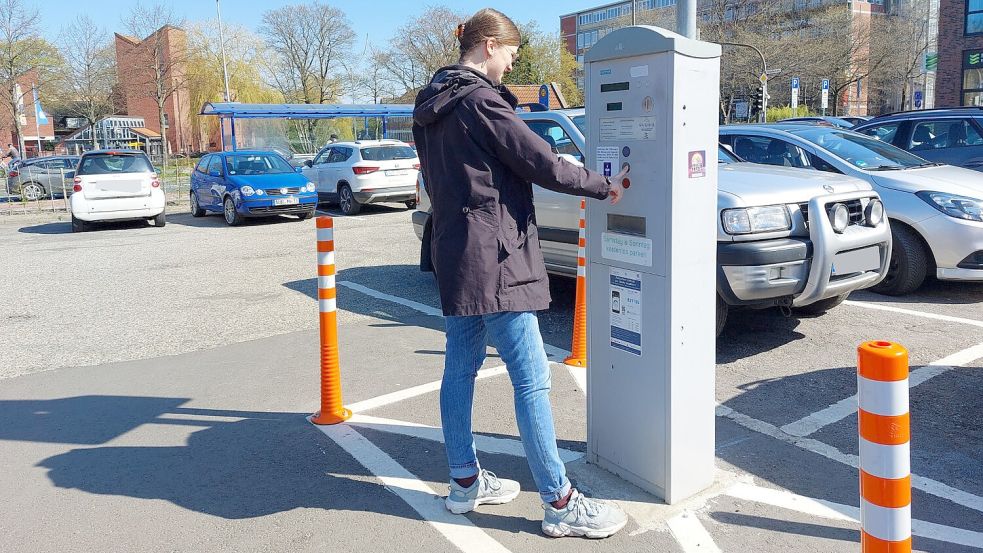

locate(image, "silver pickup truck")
(413, 109), (892, 335)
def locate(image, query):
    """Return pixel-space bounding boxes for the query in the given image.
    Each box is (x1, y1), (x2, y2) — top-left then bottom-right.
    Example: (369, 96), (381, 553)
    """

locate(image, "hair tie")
(455, 23), (465, 38)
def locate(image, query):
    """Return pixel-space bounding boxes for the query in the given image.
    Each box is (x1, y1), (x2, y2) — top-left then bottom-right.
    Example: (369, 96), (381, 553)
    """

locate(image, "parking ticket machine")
(584, 26), (721, 503)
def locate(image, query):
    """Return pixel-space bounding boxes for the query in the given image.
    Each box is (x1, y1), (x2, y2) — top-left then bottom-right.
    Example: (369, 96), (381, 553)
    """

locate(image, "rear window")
(360, 146), (417, 161)
(77, 153), (153, 175)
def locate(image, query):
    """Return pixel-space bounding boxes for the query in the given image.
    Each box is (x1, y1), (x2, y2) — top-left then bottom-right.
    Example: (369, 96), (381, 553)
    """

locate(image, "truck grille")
(800, 199), (866, 227)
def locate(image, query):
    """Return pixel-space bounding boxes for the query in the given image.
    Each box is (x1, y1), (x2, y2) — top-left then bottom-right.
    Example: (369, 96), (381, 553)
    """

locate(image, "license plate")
(832, 246), (880, 276)
(274, 197), (299, 206)
(385, 169), (409, 177)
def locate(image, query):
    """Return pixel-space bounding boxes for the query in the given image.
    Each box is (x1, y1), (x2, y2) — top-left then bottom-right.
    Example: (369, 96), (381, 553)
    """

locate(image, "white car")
(301, 139), (419, 215)
(69, 149), (166, 232)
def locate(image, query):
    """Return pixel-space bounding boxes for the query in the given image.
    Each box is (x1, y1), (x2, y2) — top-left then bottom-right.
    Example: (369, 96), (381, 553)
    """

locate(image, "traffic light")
(755, 87), (765, 112)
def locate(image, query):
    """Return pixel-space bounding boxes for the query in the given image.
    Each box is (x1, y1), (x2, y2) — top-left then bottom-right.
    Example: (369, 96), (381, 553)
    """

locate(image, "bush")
(766, 105), (818, 122)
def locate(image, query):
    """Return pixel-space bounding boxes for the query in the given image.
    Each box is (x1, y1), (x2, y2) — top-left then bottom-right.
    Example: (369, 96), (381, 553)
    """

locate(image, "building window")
(968, 0), (983, 35)
(963, 50), (983, 106)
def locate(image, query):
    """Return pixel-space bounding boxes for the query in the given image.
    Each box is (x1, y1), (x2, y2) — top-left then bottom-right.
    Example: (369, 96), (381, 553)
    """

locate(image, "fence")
(0, 156), (199, 217)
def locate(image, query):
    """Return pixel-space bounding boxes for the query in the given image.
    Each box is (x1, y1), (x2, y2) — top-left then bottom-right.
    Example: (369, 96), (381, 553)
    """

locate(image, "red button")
(622, 178), (631, 189)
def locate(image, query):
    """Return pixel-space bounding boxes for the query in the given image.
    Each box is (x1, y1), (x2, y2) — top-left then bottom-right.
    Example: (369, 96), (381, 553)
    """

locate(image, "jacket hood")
(413, 65), (514, 127)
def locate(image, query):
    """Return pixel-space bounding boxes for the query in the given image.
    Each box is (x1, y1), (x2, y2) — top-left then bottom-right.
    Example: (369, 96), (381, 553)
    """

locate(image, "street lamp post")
(719, 41), (768, 123)
(677, 0), (697, 39)
(216, 0), (232, 103)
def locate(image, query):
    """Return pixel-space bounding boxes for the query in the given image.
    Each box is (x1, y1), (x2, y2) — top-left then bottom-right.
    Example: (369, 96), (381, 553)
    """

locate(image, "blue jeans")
(441, 311), (572, 503)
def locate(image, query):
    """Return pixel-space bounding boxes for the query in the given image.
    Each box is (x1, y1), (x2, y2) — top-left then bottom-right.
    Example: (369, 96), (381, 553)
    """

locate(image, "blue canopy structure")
(198, 102), (415, 150)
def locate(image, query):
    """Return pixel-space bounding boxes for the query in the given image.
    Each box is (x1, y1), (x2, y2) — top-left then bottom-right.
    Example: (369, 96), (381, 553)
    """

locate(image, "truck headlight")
(721, 205), (791, 235)
(241, 185), (255, 197)
(829, 203), (850, 233)
(916, 191), (983, 222)
(864, 199), (884, 226)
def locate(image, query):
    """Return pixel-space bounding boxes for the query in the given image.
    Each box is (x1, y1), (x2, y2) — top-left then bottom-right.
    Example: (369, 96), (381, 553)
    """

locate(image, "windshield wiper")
(910, 162), (942, 168)
(867, 165), (904, 171)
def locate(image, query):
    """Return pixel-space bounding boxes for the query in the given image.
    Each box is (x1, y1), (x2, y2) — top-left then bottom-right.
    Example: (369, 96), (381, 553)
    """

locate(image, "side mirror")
(304, 160), (314, 168)
(209, 170), (221, 177)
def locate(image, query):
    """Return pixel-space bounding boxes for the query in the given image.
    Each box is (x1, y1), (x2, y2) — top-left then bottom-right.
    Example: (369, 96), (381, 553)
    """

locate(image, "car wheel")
(152, 211), (166, 227)
(22, 182), (45, 201)
(404, 200), (417, 210)
(870, 224), (928, 296)
(190, 192), (205, 217)
(794, 293), (849, 315)
(715, 294), (728, 338)
(339, 184), (362, 215)
(71, 215), (86, 233)
(223, 197), (244, 226)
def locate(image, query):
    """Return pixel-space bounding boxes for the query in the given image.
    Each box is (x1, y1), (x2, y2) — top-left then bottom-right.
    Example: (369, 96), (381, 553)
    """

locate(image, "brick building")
(0, 69), (56, 158)
(936, 0), (983, 106)
(115, 25), (194, 156)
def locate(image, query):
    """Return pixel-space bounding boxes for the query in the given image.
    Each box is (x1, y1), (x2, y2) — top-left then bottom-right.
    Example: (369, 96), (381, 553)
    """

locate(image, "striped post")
(858, 341), (911, 552)
(311, 216), (352, 425)
(564, 199), (588, 368)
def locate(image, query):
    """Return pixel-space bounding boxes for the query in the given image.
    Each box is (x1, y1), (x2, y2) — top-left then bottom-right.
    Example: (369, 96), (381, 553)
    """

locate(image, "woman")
(412, 8), (630, 539)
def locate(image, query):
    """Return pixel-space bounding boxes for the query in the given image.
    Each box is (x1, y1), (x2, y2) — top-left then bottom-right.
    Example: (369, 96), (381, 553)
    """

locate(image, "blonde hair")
(456, 8), (521, 60)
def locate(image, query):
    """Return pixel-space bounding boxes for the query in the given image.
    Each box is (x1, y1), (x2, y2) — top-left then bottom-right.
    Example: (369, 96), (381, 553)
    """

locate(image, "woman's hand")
(608, 165), (630, 205)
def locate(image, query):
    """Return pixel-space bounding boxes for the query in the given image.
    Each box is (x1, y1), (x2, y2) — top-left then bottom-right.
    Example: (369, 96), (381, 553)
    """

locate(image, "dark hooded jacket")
(413, 65), (610, 316)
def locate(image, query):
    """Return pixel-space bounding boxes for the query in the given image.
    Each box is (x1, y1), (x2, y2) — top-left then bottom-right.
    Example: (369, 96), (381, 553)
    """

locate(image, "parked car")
(302, 139), (419, 215)
(6, 155), (79, 200)
(414, 109), (892, 336)
(779, 116), (856, 129)
(720, 123), (983, 294)
(853, 107), (983, 171)
(189, 150), (317, 226)
(840, 115), (871, 127)
(69, 150), (165, 232)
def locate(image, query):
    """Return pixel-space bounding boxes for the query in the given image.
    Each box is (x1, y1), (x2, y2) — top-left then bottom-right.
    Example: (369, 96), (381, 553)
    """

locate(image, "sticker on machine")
(688, 150), (706, 178)
(601, 232), (653, 267)
(596, 146), (620, 176)
(599, 117), (657, 141)
(609, 268), (642, 356)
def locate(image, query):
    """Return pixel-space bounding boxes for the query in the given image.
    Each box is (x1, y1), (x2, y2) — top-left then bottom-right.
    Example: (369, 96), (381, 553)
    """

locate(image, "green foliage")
(502, 22), (582, 106)
(766, 105), (818, 122)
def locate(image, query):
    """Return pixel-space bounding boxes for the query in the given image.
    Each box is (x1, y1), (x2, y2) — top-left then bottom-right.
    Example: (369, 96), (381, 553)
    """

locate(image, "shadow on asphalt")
(165, 212), (308, 228)
(852, 279), (983, 306)
(16, 221), (73, 234)
(18, 219), (153, 234)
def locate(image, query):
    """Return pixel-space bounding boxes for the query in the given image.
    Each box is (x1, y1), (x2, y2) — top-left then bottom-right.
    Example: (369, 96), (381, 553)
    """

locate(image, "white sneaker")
(444, 470), (521, 514)
(542, 489), (627, 538)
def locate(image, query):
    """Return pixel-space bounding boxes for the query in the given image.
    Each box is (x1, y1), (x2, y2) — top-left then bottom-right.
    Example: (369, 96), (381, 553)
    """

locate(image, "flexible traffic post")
(311, 216), (352, 425)
(858, 341), (911, 552)
(564, 198), (588, 368)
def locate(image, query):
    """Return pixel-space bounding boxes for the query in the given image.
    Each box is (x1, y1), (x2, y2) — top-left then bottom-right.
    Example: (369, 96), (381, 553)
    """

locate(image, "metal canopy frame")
(198, 102), (415, 151)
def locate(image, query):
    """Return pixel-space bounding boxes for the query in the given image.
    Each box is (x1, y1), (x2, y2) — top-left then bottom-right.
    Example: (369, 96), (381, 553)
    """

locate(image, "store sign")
(964, 50), (983, 69)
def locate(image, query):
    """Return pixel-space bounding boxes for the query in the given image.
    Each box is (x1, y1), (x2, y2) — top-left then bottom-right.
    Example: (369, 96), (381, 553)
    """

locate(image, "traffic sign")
(538, 84), (550, 108)
(791, 77), (800, 111)
(759, 73), (768, 84)
(821, 79), (830, 112)
(914, 90), (923, 109)
(791, 77), (800, 90)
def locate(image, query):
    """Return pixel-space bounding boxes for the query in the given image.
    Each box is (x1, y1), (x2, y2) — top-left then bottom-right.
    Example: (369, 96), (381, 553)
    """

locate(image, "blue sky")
(36, 1), (600, 47)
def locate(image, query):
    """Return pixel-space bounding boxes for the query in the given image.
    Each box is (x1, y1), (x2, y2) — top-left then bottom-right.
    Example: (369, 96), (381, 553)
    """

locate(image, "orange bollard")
(311, 216), (352, 425)
(564, 199), (588, 369)
(858, 341), (911, 552)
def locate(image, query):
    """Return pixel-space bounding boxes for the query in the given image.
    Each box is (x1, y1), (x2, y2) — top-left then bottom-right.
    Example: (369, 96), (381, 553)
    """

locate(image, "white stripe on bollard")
(317, 251), (335, 266)
(861, 500), (912, 542)
(316, 228), (334, 241)
(859, 438), (911, 480)
(858, 377), (909, 416)
(319, 298), (337, 313)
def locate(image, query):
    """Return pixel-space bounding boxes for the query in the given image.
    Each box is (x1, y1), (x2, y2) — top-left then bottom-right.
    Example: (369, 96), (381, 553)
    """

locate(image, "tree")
(120, 2), (190, 162)
(375, 6), (465, 97)
(504, 22), (583, 106)
(59, 15), (117, 148)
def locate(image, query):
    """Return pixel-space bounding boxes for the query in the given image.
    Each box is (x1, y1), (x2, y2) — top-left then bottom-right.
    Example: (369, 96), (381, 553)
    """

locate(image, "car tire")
(21, 182), (45, 201)
(190, 192), (205, 217)
(223, 197), (244, 226)
(715, 294), (728, 338)
(870, 224), (928, 296)
(339, 184), (362, 215)
(153, 211), (166, 227)
(71, 214), (86, 233)
(795, 293), (849, 315)
(404, 200), (417, 210)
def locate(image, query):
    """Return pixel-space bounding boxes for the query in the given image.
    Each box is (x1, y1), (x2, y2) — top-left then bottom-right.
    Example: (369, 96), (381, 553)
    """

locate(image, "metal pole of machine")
(677, 0), (697, 39)
(216, 0), (232, 103)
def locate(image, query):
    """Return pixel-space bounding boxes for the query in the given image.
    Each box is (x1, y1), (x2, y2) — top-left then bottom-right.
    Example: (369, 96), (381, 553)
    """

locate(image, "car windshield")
(788, 128), (928, 170)
(572, 114), (586, 135)
(226, 154), (293, 175)
(77, 153), (154, 175)
(360, 145), (417, 161)
(718, 146), (739, 163)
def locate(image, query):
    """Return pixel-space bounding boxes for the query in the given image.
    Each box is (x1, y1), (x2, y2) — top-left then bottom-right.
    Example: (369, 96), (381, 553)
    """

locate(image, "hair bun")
(454, 23), (465, 39)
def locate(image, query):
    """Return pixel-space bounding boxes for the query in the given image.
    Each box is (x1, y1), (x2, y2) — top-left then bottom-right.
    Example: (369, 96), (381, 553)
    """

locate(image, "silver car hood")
(869, 165), (983, 198)
(720, 162), (871, 207)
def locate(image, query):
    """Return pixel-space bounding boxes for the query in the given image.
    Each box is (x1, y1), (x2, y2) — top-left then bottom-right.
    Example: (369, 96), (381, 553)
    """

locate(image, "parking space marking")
(781, 342), (983, 437)
(347, 413), (584, 463)
(347, 365), (509, 413)
(315, 208), (366, 222)
(666, 511), (722, 552)
(726, 482), (983, 548)
(717, 404), (983, 514)
(313, 419), (512, 553)
(844, 300), (983, 329)
(339, 280), (444, 317)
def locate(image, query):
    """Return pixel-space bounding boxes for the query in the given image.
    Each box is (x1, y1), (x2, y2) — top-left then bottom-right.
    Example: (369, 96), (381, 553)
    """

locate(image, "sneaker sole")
(541, 518), (628, 539)
(445, 488), (521, 514)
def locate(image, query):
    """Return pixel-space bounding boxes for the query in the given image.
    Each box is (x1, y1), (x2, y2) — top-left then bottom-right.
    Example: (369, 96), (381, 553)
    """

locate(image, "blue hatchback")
(190, 150), (318, 225)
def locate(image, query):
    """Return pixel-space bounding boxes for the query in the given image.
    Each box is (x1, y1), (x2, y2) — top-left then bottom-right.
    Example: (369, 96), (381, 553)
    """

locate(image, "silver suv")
(413, 109), (892, 336)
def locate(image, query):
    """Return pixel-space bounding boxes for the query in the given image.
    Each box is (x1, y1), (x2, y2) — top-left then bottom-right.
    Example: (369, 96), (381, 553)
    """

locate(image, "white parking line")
(726, 482), (983, 548)
(781, 342), (983, 437)
(313, 420), (512, 553)
(339, 280), (444, 317)
(844, 300), (983, 329)
(717, 404), (983, 514)
(348, 365), (509, 413)
(666, 511), (722, 552)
